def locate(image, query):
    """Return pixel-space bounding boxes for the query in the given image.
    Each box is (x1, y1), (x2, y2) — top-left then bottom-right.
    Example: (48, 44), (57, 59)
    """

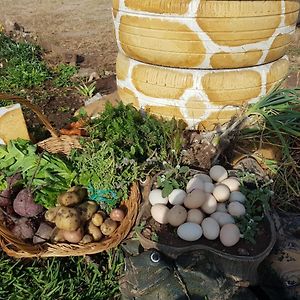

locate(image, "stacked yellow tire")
(113, 0), (300, 130)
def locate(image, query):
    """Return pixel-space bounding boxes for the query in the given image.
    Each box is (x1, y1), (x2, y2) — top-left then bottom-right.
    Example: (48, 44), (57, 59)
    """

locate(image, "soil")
(18, 75), (117, 142)
(0, 0), (117, 72)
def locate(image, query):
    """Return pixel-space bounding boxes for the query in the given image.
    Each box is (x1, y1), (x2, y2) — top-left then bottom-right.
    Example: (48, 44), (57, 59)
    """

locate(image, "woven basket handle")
(0, 93), (59, 138)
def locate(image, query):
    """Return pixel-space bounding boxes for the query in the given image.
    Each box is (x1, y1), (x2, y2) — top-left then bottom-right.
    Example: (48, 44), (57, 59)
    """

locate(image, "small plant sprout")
(157, 165), (190, 197)
(76, 81), (96, 97)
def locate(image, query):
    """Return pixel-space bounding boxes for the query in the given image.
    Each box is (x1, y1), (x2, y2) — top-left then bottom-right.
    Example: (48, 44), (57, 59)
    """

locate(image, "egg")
(216, 203), (227, 213)
(177, 223), (203, 241)
(151, 204), (169, 224)
(229, 191), (246, 203)
(167, 205), (187, 227)
(228, 202), (246, 217)
(204, 182), (215, 193)
(209, 165), (228, 182)
(202, 217), (220, 240)
(221, 177), (240, 192)
(194, 174), (212, 183)
(186, 177), (204, 193)
(168, 189), (186, 205)
(201, 194), (217, 214)
(186, 209), (204, 224)
(220, 224), (240, 247)
(149, 189), (168, 206)
(211, 212), (235, 226)
(184, 189), (207, 209)
(213, 184), (230, 203)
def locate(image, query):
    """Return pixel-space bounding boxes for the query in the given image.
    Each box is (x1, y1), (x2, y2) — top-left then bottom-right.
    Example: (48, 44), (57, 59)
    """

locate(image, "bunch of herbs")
(88, 102), (184, 169)
(157, 164), (191, 197)
(70, 140), (139, 212)
(245, 87), (300, 159)
(235, 173), (272, 244)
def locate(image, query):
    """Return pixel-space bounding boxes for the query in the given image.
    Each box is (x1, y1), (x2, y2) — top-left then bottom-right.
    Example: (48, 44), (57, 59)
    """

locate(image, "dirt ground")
(0, 0), (117, 72)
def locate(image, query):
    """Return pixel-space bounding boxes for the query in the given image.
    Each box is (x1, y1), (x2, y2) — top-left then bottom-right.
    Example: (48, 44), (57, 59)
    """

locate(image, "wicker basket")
(0, 93), (82, 155)
(0, 93), (140, 258)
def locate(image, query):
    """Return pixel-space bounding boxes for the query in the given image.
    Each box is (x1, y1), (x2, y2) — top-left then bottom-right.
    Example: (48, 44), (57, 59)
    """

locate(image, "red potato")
(13, 189), (44, 217)
(62, 227), (84, 243)
(110, 208), (125, 222)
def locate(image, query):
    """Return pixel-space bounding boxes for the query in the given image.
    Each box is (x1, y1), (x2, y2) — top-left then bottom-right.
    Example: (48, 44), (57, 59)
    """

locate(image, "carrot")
(60, 128), (87, 136)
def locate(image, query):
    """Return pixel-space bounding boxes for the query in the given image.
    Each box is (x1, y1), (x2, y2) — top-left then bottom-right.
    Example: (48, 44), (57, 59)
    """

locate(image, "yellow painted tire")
(116, 52), (289, 130)
(113, 0), (299, 69)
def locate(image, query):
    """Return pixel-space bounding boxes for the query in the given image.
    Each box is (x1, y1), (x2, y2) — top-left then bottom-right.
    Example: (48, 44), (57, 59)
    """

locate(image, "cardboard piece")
(76, 91), (120, 118)
(0, 104), (30, 144)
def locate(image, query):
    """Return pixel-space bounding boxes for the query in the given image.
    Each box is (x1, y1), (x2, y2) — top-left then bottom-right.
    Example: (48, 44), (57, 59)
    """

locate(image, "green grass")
(0, 249), (124, 300)
(0, 33), (50, 92)
(237, 87), (300, 212)
(53, 64), (77, 88)
(246, 87), (300, 159)
(0, 33), (77, 95)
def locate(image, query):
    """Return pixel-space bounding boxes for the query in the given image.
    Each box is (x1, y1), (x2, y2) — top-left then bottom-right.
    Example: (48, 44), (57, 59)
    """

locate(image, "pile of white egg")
(150, 165), (246, 247)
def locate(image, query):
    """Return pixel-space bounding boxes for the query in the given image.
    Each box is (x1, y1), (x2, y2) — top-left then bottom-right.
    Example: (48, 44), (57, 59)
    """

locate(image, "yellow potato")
(100, 218), (118, 236)
(88, 222), (103, 241)
(55, 207), (81, 231)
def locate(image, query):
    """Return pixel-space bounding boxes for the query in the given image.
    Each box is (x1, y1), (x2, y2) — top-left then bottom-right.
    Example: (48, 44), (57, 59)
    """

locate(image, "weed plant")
(53, 64), (77, 88)
(238, 87), (300, 212)
(0, 33), (50, 92)
(75, 82), (96, 98)
(0, 33), (77, 96)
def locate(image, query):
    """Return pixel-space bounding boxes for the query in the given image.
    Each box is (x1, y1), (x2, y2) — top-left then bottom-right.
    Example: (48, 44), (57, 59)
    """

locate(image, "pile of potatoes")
(150, 165), (247, 247)
(41, 186), (126, 244)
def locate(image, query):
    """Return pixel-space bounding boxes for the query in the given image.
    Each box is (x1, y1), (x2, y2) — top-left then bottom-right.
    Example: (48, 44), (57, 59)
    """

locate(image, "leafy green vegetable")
(72, 103), (185, 212)
(234, 173), (271, 244)
(0, 139), (76, 208)
(71, 140), (139, 212)
(88, 102), (185, 166)
(0, 174), (7, 192)
(157, 165), (191, 197)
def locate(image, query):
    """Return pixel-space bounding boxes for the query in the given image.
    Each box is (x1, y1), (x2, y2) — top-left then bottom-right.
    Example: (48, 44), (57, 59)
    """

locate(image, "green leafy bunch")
(88, 102), (184, 165)
(0, 174), (7, 192)
(157, 165), (190, 197)
(0, 139), (76, 208)
(0, 33), (50, 92)
(235, 185), (271, 244)
(71, 140), (139, 212)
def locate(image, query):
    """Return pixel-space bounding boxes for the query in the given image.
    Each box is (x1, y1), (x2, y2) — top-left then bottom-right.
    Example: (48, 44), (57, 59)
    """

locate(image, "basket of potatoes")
(0, 95), (140, 258)
(0, 182), (140, 258)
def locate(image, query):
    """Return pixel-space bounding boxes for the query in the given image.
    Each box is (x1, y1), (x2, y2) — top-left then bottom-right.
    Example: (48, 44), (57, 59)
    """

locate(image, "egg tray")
(136, 171), (276, 284)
